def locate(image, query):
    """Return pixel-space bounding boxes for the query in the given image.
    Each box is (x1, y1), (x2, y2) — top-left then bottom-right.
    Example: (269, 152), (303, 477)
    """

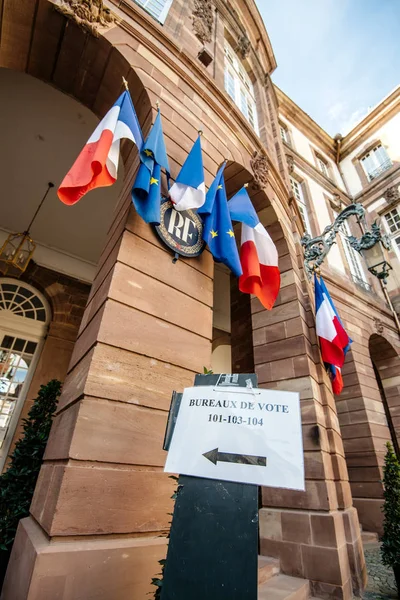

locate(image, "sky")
(255, 0), (400, 136)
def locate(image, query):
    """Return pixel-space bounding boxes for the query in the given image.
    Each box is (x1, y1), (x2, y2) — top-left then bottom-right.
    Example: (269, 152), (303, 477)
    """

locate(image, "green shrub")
(0, 380), (61, 554)
(381, 442), (400, 570)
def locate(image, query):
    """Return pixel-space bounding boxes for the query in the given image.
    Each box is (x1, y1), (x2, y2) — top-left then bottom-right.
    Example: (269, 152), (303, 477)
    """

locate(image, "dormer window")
(224, 41), (259, 134)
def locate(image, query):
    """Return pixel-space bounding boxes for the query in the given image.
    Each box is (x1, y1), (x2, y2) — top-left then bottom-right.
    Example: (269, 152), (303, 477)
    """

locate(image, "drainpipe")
(334, 133), (352, 197)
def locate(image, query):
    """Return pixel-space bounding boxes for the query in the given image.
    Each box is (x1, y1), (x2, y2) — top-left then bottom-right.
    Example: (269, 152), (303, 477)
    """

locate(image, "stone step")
(258, 555), (280, 585)
(361, 530), (379, 544)
(258, 574), (310, 600)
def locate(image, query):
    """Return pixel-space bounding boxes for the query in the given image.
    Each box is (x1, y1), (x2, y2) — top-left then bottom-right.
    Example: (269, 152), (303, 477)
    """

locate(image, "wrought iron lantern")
(0, 182), (54, 276)
(301, 202), (392, 283)
(301, 202), (400, 335)
(346, 222), (392, 284)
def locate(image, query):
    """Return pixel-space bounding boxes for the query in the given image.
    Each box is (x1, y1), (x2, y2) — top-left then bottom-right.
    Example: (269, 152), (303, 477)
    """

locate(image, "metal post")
(380, 281), (400, 338)
(161, 373), (259, 600)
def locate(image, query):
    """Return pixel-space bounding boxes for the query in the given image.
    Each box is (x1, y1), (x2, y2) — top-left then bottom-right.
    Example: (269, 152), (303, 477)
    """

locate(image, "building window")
(133, 0), (173, 23)
(279, 122), (291, 146)
(316, 155), (329, 178)
(0, 279), (50, 470)
(290, 177), (312, 233)
(384, 207), (400, 235)
(384, 207), (400, 255)
(224, 41), (259, 133)
(360, 144), (392, 182)
(336, 217), (371, 291)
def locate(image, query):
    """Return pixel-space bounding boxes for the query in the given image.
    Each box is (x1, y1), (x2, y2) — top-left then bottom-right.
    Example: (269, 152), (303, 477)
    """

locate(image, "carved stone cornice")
(383, 184), (400, 206)
(236, 33), (251, 59)
(192, 0), (214, 45)
(373, 317), (384, 334)
(250, 151), (269, 189)
(286, 154), (294, 174)
(53, 0), (115, 36)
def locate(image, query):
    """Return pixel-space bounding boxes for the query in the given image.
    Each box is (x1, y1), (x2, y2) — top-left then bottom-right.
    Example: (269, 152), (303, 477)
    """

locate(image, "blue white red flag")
(314, 274), (351, 394)
(228, 186), (280, 310)
(58, 91), (143, 205)
(170, 135), (206, 211)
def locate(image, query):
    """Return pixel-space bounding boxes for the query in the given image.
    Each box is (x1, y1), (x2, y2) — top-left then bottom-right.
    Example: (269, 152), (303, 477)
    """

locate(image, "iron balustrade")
(367, 159), (393, 181)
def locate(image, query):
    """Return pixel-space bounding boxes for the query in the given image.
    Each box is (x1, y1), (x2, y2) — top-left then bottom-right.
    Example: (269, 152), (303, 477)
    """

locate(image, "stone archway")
(369, 334), (400, 455)
(0, 1), (152, 135)
(222, 160), (289, 376)
(337, 333), (400, 536)
(0, 1), (153, 472)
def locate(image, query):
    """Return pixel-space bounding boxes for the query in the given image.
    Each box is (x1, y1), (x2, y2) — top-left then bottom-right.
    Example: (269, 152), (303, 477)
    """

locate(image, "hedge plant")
(381, 441), (400, 594)
(0, 380), (61, 559)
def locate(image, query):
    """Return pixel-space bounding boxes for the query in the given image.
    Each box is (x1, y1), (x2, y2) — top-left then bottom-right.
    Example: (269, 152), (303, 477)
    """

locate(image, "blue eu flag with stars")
(131, 110), (170, 225)
(199, 164), (242, 277)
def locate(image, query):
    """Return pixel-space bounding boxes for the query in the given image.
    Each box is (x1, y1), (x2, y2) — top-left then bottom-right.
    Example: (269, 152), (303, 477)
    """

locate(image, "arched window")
(0, 278), (50, 469)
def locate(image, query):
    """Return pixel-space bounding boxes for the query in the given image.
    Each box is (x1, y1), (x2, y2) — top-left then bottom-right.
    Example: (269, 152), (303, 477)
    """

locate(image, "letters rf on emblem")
(155, 197), (205, 258)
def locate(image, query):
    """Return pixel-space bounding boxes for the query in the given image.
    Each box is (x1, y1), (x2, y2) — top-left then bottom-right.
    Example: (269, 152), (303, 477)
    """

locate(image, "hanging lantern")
(0, 182), (54, 277)
(0, 232), (36, 275)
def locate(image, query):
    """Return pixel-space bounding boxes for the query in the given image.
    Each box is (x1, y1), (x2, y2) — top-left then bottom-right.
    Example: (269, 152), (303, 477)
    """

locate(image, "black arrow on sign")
(202, 448), (267, 467)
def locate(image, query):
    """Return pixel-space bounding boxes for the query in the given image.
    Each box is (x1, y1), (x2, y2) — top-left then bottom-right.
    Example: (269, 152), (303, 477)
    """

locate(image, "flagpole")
(122, 76), (129, 91)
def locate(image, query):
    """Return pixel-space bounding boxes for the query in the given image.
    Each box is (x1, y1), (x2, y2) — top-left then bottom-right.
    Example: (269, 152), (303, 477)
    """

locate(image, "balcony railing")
(367, 159), (393, 181)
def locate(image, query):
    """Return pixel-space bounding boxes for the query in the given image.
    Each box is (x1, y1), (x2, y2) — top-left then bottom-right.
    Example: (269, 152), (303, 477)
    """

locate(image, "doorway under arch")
(0, 278), (50, 469)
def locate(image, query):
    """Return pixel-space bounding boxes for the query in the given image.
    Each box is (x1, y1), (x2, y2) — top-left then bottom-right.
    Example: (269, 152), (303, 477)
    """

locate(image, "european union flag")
(199, 164), (242, 277)
(132, 110), (170, 225)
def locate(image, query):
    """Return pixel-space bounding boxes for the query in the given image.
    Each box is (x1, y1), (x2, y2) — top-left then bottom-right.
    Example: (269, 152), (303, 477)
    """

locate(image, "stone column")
(338, 351), (390, 536)
(255, 223), (366, 599)
(2, 183), (213, 599)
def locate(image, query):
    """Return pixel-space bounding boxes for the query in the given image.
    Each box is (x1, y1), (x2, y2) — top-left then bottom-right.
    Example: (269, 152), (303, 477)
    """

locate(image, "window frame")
(317, 156), (329, 178)
(279, 121), (292, 147)
(383, 206), (400, 260)
(133, 0), (173, 24)
(0, 279), (50, 470)
(334, 214), (371, 291)
(290, 176), (312, 234)
(224, 41), (259, 134)
(359, 143), (392, 183)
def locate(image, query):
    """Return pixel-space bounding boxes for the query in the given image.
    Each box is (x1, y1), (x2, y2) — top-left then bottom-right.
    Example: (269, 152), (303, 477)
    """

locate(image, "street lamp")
(301, 202), (400, 335)
(346, 222), (392, 284)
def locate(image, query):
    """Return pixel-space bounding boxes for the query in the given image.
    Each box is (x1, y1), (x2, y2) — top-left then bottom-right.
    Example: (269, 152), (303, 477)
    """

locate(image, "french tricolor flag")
(315, 274), (351, 394)
(228, 187), (280, 310)
(58, 91), (143, 205)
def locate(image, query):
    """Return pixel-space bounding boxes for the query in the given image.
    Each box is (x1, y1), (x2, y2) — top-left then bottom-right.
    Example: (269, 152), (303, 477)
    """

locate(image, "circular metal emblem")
(155, 197), (205, 258)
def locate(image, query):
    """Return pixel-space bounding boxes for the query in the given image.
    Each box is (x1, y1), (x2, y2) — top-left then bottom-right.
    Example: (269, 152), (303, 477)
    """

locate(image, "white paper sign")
(164, 386), (304, 489)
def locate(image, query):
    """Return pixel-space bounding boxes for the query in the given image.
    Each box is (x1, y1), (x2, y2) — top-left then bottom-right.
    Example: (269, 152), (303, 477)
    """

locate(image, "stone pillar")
(2, 187), (213, 599)
(255, 223), (366, 599)
(338, 351), (390, 536)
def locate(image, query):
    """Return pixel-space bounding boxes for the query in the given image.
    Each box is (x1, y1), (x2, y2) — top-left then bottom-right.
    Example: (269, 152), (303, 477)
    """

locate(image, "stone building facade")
(0, 0), (398, 599)
(278, 86), (400, 537)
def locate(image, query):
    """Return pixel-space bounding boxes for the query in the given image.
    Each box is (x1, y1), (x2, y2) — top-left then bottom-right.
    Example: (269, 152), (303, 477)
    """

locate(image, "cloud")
(256, 0), (400, 135)
(327, 102), (347, 122)
(340, 107), (369, 135)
